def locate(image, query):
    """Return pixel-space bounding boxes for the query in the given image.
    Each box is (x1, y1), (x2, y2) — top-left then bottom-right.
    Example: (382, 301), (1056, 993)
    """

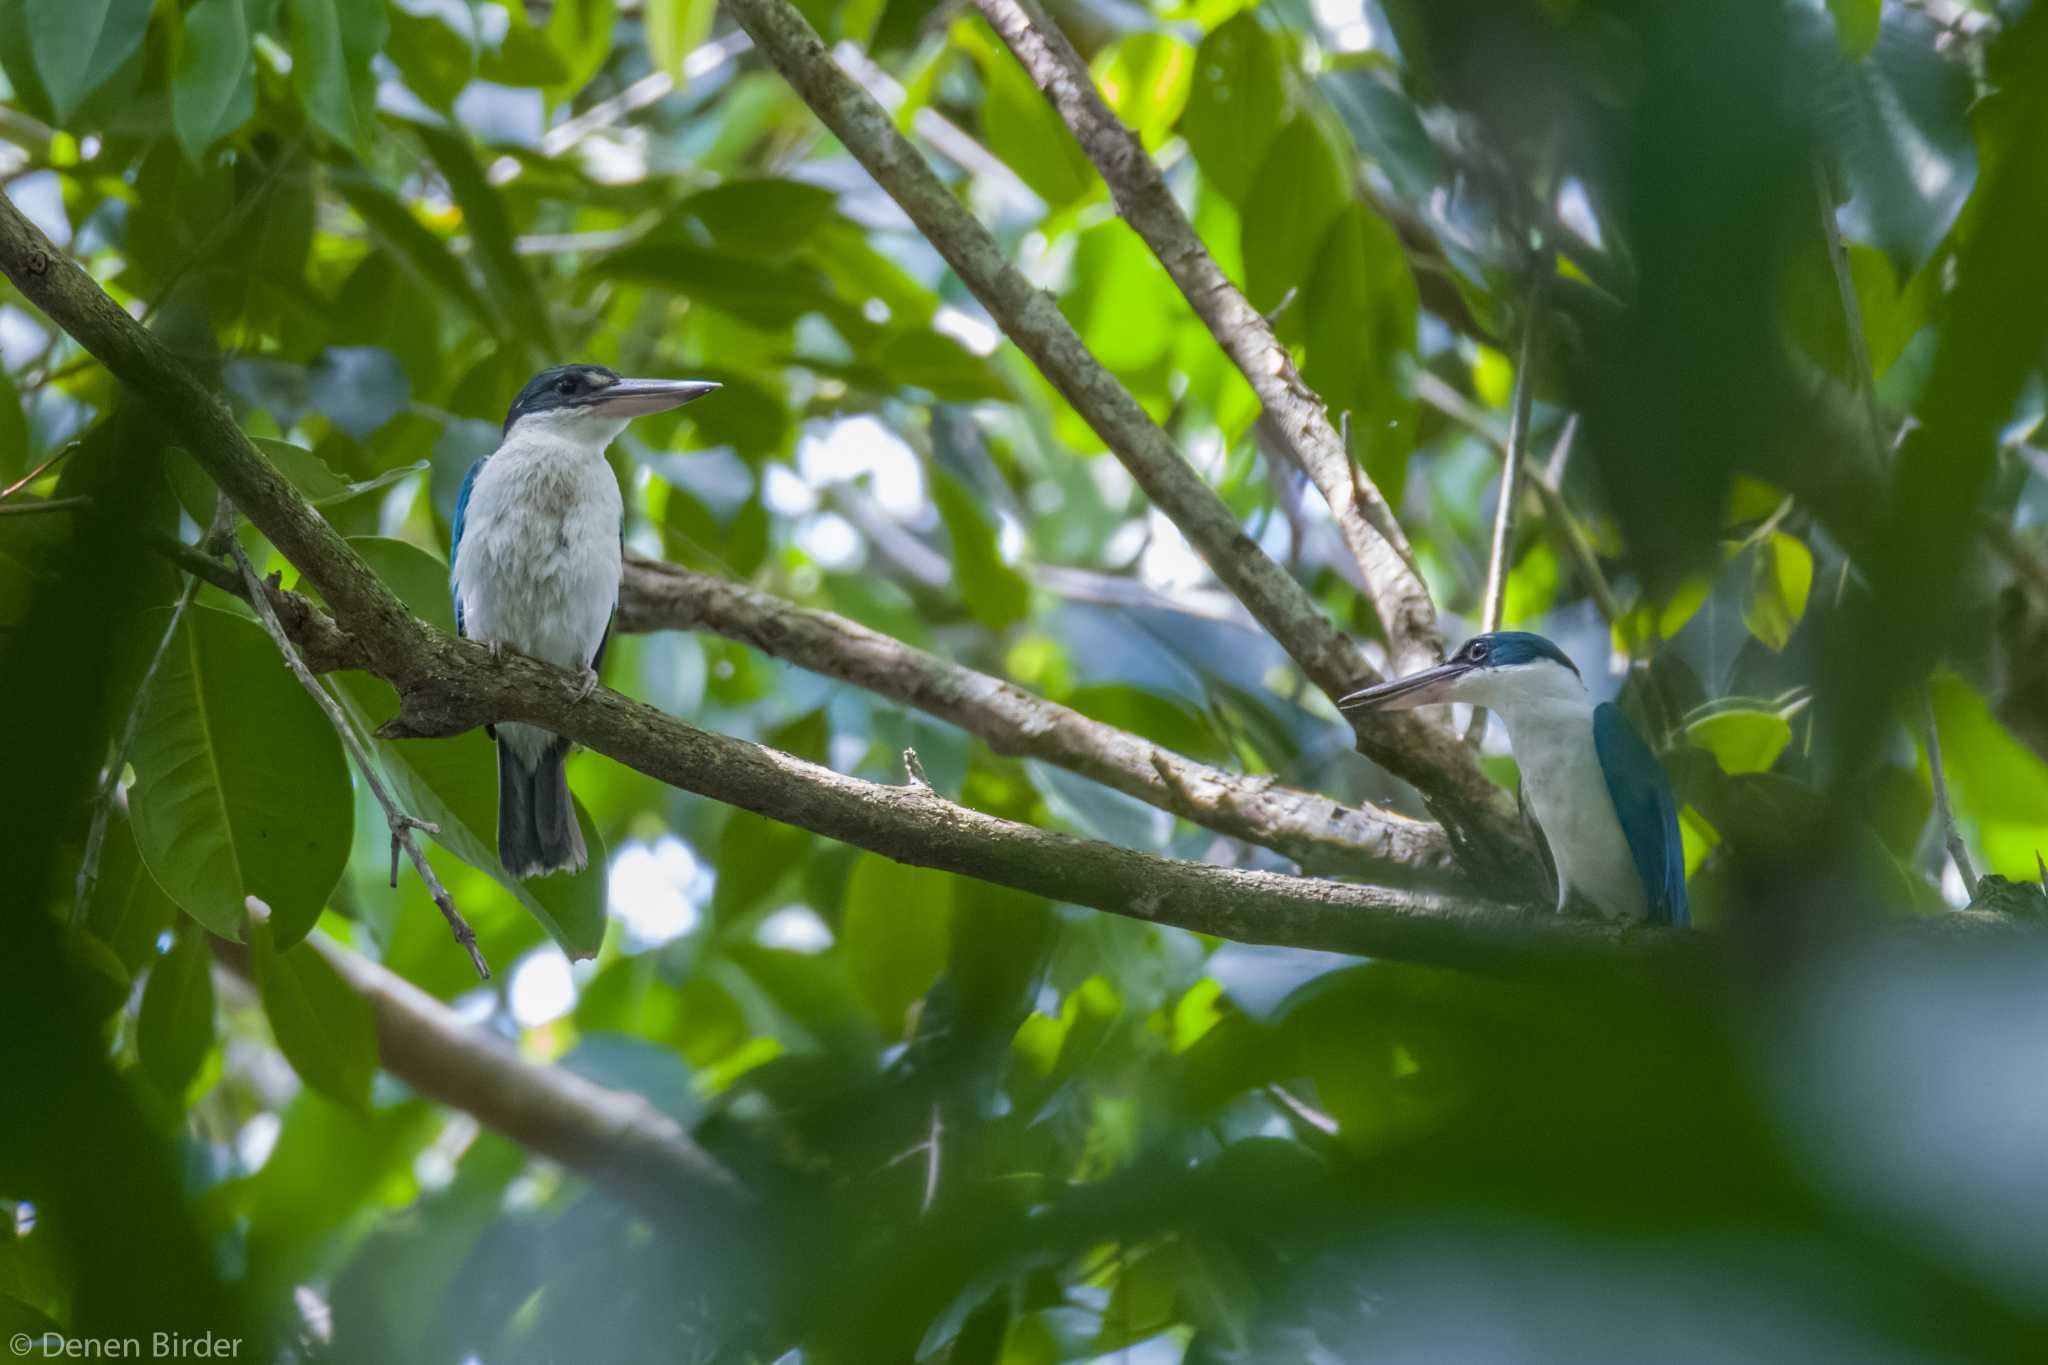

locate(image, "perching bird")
(1340, 631), (1688, 926)
(451, 364), (718, 878)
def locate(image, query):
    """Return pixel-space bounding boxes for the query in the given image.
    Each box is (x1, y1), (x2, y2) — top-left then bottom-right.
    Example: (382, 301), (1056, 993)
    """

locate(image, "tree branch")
(216, 933), (749, 1210)
(225, 535), (489, 979)
(618, 556), (1456, 880)
(968, 0), (1441, 676)
(718, 0), (1534, 888)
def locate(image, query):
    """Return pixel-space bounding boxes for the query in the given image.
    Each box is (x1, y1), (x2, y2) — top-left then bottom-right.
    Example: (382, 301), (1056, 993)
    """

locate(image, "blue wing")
(1592, 703), (1689, 928)
(450, 457), (485, 637)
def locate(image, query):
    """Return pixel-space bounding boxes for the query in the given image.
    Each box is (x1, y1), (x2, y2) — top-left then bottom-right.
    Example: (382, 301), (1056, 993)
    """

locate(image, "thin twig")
(1922, 686), (1979, 898)
(0, 443), (75, 500)
(1813, 150), (1890, 463)
(226, 531), (489, 979)
(1518, 425), (1619, 626)
(1467, 261), (1551, 745)
(70, 503), (235, 928)
(0, 494), (89, 516)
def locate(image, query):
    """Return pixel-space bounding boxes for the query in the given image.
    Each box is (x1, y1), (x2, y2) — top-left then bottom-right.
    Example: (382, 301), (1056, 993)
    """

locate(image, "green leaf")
(85, 810), (181, 975)
(136, 927), (216, 1098)
(1612, 574), (1712, 656)
(931, 469), (1030, 630)
(678, 179), (839, 259)
(710, 809), (812, 922)
(26, 0), (150, 118)
(0, 372), (26, 482)
(1092, 34), (1195, 151)
(127, 604), (354, 949)
(249, 924), (376, 1114)
(415, 122), (557, 356)
(1241, 117), (1350, 322)
(1826, 0), (1882, 61)
(542, 0), (615, 98)
(329, 537), (609, 958)
(1686, 709), (1794, 776)
(386, 0), (477, 111)
(1929, 674), (2048, 883)
(173, 0), (253, 161)
(1178, 12), (1288, 205)
(332, 173), (499, 331)
(842, 853), (953, 1036)
(646, 0), (716, 82)
(254, 438), (426, 507)
(1743, 532), (1813, 652)
(875, 331), (1007, 402)
(286, 0), (386, 154)
(1302, 204), (1420, 503)
(956, 17), (1095, 209)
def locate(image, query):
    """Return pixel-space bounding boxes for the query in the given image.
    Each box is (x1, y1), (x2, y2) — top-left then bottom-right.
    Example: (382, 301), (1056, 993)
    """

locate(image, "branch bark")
(718, 0), (1535, 889)
(968, 0), (1440, 677)
(618, 556), (1456, 880)
(216, 934), (749, 1210)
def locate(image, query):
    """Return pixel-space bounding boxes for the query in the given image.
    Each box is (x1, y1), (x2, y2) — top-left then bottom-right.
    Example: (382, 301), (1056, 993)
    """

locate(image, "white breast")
(1497, 698), (1648, 921)
(451, 431), (623, 677)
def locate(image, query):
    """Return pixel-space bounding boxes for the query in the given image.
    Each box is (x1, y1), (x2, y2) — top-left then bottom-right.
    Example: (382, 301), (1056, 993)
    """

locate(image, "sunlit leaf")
(1825, 0), (1881, 61)
(1242, 117), (1350, 322)
(1743, 532), (1814, 652)
(286, 0), (386, 154)
(1686, 708), (1794, 776)
(1929, 674), (2048, 882)
(1179, 12), (1287, 205)
(1092, 34), (1195, 151)
(646, 0), (716, 83)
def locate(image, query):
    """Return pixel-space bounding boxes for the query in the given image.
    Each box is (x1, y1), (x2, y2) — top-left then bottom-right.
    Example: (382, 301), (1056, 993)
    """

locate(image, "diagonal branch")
(968, 0), (1443, 676)
(618, 556), (1456, 879)
(717, 0), (1534, 888)
(224, 534), (489, 980)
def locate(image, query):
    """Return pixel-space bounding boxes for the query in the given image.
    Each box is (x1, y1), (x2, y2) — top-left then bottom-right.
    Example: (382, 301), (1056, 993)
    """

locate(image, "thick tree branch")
(618, 556), (1456, 879)
(217, 934), (749, 1210)
(718, 0), (1534, 888)
(1, 176), (1563, 972)
(969, 0), (1441, 677)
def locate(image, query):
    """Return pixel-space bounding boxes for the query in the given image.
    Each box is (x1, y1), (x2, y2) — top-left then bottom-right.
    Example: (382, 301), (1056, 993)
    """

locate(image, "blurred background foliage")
(9, 0), (2048, 1359)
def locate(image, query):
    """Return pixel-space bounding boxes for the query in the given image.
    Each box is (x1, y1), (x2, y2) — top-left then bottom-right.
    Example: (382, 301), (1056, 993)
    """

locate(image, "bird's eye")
(1469, 640), (1489, 662)
(556, 376), (578, 395)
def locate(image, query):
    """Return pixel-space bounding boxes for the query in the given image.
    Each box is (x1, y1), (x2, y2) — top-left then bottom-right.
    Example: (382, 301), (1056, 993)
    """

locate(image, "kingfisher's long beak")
(1338, 661), (1474, 712)
(588, 378), (721, 417)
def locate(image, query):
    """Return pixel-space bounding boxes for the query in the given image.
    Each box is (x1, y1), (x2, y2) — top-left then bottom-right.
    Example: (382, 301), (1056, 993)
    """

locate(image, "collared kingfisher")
(451, 364), (718, 878)
(1340, 631), (1688, 926)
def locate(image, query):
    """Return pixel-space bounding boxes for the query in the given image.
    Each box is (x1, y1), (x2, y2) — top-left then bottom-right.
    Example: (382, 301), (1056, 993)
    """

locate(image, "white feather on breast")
(451, 431), (622, 677)
(1500, 699), (1649, 921)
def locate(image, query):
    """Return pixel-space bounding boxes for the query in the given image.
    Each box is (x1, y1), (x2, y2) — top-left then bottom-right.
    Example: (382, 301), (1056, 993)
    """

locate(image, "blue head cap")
(1453, 630), (1582, 679)
(503, 364), (720, 434)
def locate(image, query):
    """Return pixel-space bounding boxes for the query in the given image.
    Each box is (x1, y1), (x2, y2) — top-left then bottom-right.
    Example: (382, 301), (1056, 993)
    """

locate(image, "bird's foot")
(573, 666), (600, 702)
(487, 639), (505, 661)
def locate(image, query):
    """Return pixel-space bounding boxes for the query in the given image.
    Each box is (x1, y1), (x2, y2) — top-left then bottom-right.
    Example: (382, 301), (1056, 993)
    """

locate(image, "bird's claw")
(573, 667), (600, 702)
(487, 639), (504, 661)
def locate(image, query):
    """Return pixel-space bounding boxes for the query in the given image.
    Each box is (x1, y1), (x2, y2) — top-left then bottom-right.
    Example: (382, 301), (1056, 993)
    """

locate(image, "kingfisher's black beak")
(587, 378), (720, 417)
(1338, 660), (1475, 712)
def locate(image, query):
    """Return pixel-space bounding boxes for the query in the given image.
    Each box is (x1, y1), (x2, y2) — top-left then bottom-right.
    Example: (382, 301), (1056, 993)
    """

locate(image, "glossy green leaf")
(679, 179), (839, 259)
(26, 0), (150, 118)
(286, 0), (386, 153)
(127, 605), (354, 949)
(250, 923), (376, 1114)
(85, 810), (181, 975)
(1092, 34), (1196, 151)
(137, 927), (216, 1097)
(172, 0), (253, 161)
(1179, 12), (1288, 205)
(1826, 0), (1882, 61)
(542, 0), (615, 97)
(1929, 674), (2048, 882)
(957, 17), (1095, 208)
(1302, 204), (1420, 502)
(646, 0), (716, 82)
(931, 469), (1029, 630)
(1242, 117), (1351, 322)
(1686, 709), (1794, 776)
(842, 853), (953, 1036)
(1743, 532), (1814, 652)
